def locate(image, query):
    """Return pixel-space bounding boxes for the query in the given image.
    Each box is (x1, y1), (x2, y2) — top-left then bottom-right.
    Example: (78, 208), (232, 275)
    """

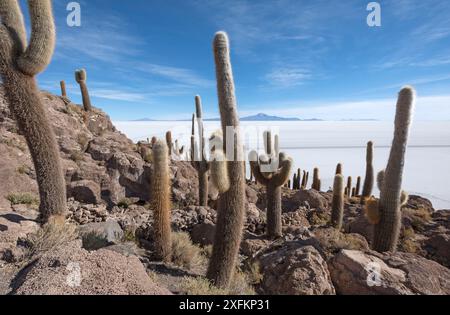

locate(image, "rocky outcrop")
(11, 241), (171, 295)
(256, 242), (335, 295)
(329, 249), (450, 295)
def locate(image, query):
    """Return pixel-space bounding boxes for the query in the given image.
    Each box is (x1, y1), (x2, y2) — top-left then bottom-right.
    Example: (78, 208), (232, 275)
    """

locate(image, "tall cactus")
(355, 176), (361, 196)
(373, 87), (415, 253)
(165, 131), (173, 156)
(150, 140), (172, 262)
(331, 174), (345, 229)
(191, 95), (210, 206)
(346, 176), (352, 197)
(206, 32), (246, 289)
(75, 68), (92, 111)
(360, 141), (374, 204)
(0, 0), (66, 223)
(249, 141), (292, 238)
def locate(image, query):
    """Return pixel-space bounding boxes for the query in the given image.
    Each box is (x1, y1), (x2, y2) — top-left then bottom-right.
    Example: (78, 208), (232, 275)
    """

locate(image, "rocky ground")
(0, 87), (449, 295)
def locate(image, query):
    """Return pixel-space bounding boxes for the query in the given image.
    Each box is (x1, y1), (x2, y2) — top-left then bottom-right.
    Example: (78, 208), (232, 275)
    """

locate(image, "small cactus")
(373, 87), (415, 253)
(360, 141), (374, 204)
(335, 163), (343, 175)
(60, 80), (67, 97)
(355, 176), (361, 196)
(312, 167), (320, 191)
(0, 0), (66, 223)
(75, 68), (92, 111)
(165, 131), (173, 156)
(150, 140), (172, 262)
(346, 176), (352, 197)
(331, 174), (345, 229)
(206, 32), (246, 289)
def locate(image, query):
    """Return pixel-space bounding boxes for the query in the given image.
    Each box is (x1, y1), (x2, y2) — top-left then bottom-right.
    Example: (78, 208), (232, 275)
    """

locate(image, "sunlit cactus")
(75, 68), (92, 111)
(150, 140), (172, 262)
(206, 32), (246, 289)
(360, 141), (374, 204)
(0, 0), (66, 223)
(373, 87), (415, 253)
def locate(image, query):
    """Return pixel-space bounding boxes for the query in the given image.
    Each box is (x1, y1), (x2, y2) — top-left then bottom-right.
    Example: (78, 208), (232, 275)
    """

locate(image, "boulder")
(79, 220), (124, 250)
(284, 189), (328, 211)
(329, 249), (450, 295)
(190, 222), (216, 246)
(68, 180), (101, 204)
(11, 241), (171, 295)
(257, 242), (335, 295)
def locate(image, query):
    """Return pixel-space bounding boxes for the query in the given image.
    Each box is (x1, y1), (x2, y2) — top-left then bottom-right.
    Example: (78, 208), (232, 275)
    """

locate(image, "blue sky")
(24, 0), (450, 120)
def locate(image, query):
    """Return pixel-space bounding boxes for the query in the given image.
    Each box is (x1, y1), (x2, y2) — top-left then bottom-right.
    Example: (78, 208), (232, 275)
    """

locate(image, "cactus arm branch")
(0, 0), (27, 51)
(17, 0), (55, 76)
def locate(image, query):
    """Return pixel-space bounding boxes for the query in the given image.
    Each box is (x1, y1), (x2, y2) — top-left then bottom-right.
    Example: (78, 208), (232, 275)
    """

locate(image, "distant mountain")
(240, 113), (301, 121)
(132, 113), (327, 122)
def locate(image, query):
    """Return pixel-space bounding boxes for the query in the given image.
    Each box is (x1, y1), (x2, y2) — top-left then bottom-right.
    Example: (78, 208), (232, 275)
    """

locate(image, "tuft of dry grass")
(25, 216), (78, 259)
(171, 232), (207, 270)
(6, 192), (39, 205)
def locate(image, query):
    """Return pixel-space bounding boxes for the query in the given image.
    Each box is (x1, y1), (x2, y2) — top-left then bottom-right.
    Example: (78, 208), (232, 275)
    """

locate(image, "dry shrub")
(171, 232), (207, 270)
(26, 216), (78, 259)
(7, 192), (39, 205)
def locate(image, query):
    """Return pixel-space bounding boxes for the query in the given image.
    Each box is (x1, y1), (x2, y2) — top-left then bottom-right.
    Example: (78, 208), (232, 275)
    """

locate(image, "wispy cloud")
(264, 67), (311, 88)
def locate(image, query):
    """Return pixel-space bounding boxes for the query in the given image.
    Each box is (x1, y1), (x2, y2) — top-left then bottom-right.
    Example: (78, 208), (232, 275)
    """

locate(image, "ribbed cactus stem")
(150, 140), (172, 262)
(331, 174), (345, 229)
(355, 176), (361, 196)
(263, 130), (272, 156)
(373, 87), (415, 253)
(60, 80), (67, 97)
(346, 176), (352, 197)
(274, 134), (279, 155)
(207, 32), (246, 289)
(75, 69), (92, 111)
(165, 131), (173, 156)
(0, 0), (66, 223)
(361, 141), (374, 204)
(312, 167), (320, 191)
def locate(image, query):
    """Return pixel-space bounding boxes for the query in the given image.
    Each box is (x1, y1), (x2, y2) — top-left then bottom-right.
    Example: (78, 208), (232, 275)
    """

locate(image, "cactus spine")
(60, 80), (67, 97)
(191, 95), (210, 206)
(360, 141), (374, 204)
(331, 174), (345, 229)
(373, 87), (415, 253)
(250, 136), (292, 238)
(150, 140), (172, 262)
(0, 0), (66, 223)
(206, 32), (246, 289)
(75, 68), (92, 111)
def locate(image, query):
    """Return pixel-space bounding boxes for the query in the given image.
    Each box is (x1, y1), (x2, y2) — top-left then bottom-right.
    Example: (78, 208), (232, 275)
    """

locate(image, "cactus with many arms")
(150, 140), (172, 262)
(360, 141), (374, 204)
(75, 68), (92, 111)
(249, 145), (293, 238)
(331, 174), (345, 229)
(206, 32), (246, 289)
(191, 95), (210, 206)
(0, 0), (66, 223)
(372, 87), (415, 253)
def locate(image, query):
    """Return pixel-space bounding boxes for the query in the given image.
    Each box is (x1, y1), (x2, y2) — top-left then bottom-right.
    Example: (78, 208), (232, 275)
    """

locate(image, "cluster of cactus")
(367, 87), (415, 253)
(0, 0), (66, 223)
(292, 168), (302, 189)
(190, 95), (211, 206)
(206, 32), (246, 289)
(149, 140), (172, 261)
(249, 130), (292, 238)
(75, 68), (92, 111)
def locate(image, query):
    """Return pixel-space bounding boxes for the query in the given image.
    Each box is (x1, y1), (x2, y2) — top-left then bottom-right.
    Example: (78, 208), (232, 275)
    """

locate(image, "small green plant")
(7, 193), (39, 205)
(117, 198), (133, 209)
(171, 231), (207, 270)
(16, 165), (29, 175)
